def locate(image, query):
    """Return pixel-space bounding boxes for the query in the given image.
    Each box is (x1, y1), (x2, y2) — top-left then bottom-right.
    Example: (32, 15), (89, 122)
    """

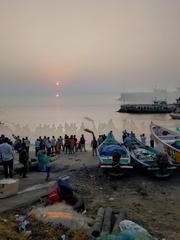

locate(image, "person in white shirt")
(51, 136), (56, 153)
(0, 138), (14, 178)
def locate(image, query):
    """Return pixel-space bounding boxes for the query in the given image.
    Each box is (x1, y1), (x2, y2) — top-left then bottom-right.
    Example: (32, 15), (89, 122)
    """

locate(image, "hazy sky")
(0, 0), (180, 98)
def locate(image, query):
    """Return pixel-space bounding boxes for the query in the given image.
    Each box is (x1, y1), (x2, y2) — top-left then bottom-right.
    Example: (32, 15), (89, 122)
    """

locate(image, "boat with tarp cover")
(129, 135), (176, 177)
(150, 122), (180, 164)
(97, 131), (133, 176)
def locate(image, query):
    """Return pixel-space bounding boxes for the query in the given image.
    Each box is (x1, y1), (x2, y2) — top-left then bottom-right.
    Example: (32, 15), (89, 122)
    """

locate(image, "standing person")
(140, 133), (146, 145)
(80, 134), (86, 152)
(122, 130), (128, 142)
(91, 137), (98, 156)
(130, 131), (136, 139)
(64, 135), (70, 154)
(69, 135), (75, 154)
(45, 137), (52, 155)
(13, 135), (21, 152)
(24, 137), (30, 155)
(76, 140), (81, 152)
(59, 136), (63, 152)
(56, 138), (61, 154)
(44, 152), (51, 181)
(39, 136), (43, 150)
(42, 136), (46, 150)
(51, 136), (56, 153)
(56, 136), (63, 154)
(37, 147), (46, 172)
(19, 143), (28, 178)
(35, 138), (41, 156)
(124, 133), (132, 151)
(150, 134), (154, 148)
(73, 135), (77, 152)
(0, 134), (5, 142)
(0, 138), (14, 178)
(97, 135), (103, 146)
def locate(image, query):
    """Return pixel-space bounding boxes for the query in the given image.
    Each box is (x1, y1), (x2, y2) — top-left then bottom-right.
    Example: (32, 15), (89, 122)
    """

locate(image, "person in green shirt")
(44, 152), (51, 181)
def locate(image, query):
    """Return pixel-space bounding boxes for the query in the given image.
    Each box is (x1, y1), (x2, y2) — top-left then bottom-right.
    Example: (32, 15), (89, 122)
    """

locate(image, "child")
(44, 152), (51, 181)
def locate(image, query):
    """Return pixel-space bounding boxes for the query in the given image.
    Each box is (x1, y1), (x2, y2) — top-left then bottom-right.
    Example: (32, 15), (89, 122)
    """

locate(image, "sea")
(0, 94), (179, 143)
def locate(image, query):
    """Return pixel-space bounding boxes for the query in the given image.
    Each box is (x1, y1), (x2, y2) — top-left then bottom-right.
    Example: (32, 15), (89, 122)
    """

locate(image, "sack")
(58, 176), (70, 188)
(48, 187), (60, 204)
(97, 231), (151, 240)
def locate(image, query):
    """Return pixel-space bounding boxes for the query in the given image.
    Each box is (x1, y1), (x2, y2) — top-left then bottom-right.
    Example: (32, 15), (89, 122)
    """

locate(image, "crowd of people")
(0, 130), (149, 180)
(122, 130), (148, 151)
(0, 134), (30, 179)
(0, 133), (97, 181)
(0, 135), (14, 179)
(35, 134), (87, 156)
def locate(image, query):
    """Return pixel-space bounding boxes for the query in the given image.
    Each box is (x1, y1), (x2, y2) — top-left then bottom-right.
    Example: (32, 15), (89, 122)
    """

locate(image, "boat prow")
(170, 113), (180, 119)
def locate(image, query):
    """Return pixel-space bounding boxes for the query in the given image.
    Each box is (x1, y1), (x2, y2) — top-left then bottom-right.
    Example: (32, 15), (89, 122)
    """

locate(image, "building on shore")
(119, 87), (180, 104)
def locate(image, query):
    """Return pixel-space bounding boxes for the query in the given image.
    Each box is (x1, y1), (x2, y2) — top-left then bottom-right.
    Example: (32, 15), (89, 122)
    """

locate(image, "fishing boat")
(150, 122), (180, 164)
(170, 113), (180, 119)
(170, 98), (180, 119)
(129, 136), (176, 177)
(97, 131), (133, 176)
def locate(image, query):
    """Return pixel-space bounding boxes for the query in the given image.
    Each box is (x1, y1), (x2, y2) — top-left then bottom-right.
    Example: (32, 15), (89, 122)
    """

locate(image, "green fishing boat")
(97, 131), (133, 176)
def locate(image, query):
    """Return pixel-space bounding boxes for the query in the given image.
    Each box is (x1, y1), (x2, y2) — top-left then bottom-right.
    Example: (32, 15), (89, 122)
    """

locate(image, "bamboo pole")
(112, 210), (128, 235)
(91, 207), (105, 237)
(101, 207), (112, 235)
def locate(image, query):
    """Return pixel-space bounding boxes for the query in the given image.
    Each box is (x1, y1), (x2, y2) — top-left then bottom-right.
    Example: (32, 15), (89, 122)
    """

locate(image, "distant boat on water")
(170, 113), (180, 120)
(118, 100), (175, 114)
(170, 98), (180, 120)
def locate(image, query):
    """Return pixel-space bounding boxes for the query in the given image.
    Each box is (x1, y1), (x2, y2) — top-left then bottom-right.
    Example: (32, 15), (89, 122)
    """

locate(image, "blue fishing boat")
(97, 131), (133, 176)
(129, 135), (176, 178)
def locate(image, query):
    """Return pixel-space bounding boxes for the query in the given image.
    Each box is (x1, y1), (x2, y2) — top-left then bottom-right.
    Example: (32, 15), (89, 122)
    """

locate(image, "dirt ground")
(1, 151), (180, 239)
(66, 165), (180, 240)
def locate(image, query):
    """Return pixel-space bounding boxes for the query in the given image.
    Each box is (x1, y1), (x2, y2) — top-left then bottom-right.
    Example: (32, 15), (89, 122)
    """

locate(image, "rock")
(119, 220), (152, 237)
(109, 197), (114, 201)
(23, 230), (32, 237)
(137, 182), (148, 196)
(75, 158), (81, 161)
(132, 202), (141, 208)
(161, 191), (166, 195)
(59, 234), (66, 240)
